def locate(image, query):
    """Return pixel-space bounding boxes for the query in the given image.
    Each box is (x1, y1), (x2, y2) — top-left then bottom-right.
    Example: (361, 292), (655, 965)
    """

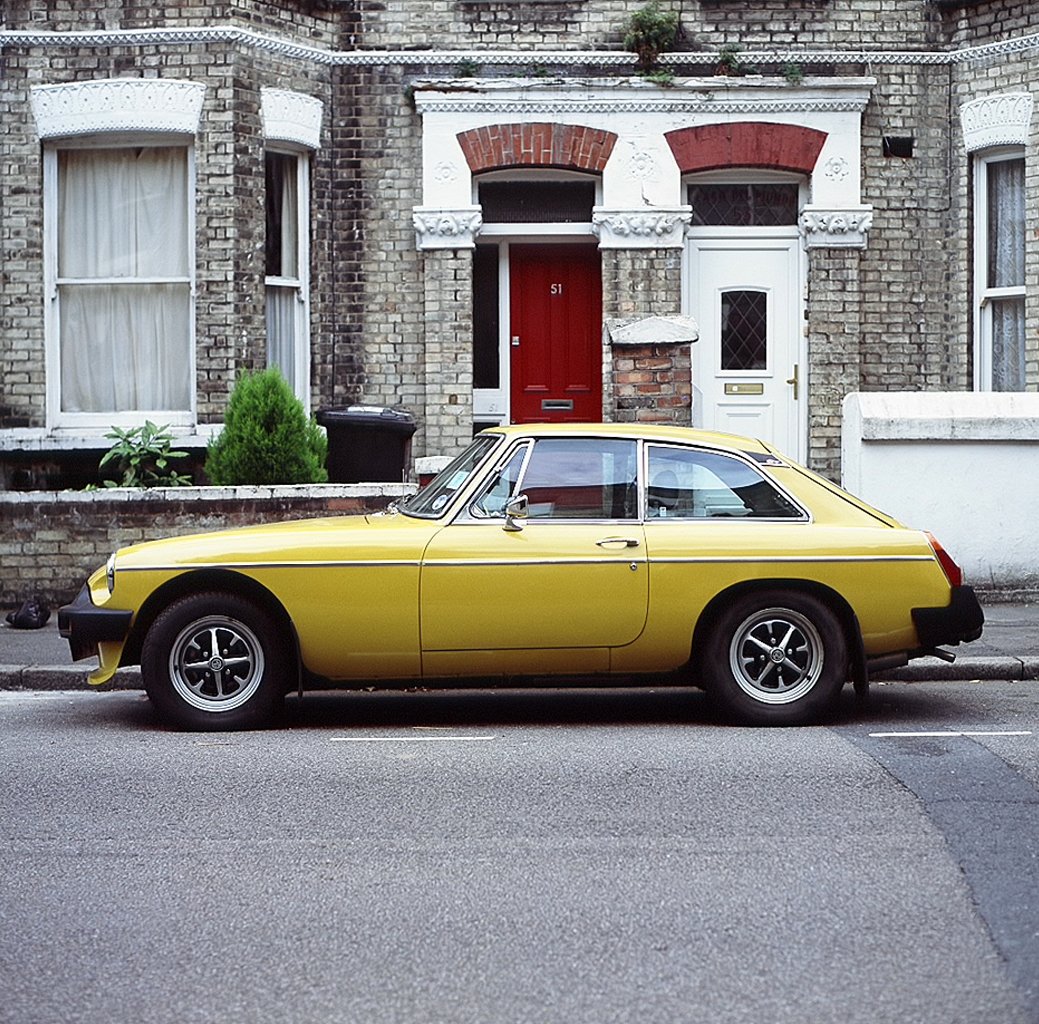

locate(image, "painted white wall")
(842, 392), (1039, 593)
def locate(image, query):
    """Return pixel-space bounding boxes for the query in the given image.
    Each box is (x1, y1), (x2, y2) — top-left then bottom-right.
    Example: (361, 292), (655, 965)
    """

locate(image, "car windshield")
(401, 433), (502, 517)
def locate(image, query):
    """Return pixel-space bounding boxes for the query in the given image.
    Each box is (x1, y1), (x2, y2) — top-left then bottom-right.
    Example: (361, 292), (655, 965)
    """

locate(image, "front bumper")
(58, 585), (133, 662)
(912, 585), (985, 650)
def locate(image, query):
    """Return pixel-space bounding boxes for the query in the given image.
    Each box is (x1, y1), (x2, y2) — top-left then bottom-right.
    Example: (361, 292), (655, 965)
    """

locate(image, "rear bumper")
(912, 585), (985, 649)
(58, 585), (133, 662)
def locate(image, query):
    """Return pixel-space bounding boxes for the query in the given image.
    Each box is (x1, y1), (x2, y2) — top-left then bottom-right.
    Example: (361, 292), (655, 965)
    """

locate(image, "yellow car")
(59, 423), (983, 729)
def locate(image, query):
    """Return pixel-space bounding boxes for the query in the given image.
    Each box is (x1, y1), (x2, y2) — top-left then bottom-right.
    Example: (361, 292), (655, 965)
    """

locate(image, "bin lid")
(316, 405), (416, 431)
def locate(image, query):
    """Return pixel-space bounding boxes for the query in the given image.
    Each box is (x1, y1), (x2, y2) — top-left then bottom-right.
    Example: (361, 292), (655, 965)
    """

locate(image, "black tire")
(141, 591), (290, 730)
(701, 590), (847, 726)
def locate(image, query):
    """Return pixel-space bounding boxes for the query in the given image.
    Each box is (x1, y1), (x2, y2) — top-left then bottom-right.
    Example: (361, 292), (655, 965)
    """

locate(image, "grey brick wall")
(1, 0), (1037, 488)
(0, 483), (409, 607)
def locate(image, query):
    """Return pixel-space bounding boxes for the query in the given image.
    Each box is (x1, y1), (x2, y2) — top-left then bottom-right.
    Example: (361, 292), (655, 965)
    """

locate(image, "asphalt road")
(2, 681), (1037, 1024)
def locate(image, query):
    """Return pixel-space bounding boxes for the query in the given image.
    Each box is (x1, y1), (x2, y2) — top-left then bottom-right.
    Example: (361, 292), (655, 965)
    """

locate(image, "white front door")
(686, 233), (805, 459)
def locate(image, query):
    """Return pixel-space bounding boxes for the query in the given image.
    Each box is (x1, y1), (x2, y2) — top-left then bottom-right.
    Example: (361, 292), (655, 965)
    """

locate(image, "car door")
(420, 436), (647, 674)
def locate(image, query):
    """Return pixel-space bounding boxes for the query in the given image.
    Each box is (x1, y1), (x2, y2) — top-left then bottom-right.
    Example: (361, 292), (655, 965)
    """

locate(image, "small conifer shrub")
(205, 368), (328, 485)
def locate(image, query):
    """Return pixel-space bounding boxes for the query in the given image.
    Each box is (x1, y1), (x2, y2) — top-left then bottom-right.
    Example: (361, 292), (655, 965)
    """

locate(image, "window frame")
(973, 147), (1026, 392)
(264, 144), (312, 410)
(43, 134), (197, 432)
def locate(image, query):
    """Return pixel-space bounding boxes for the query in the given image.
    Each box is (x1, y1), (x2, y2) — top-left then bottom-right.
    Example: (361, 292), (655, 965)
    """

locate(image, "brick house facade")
(0, 0), (1035, 488)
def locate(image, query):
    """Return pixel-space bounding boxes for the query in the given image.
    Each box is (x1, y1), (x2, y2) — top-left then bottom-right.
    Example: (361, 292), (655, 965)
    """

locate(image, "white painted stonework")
(842, 392), (1039, 593)
(960, 92), (1034, 152)
(799, 205), (873, 249)
(260, 88), (323, 150)
(30, 78), (206, 138)
(413, 206), (483, 249)
(412, 76), (874, 248)
(592, 208), (691, 249)
(605, 315), (699, 346)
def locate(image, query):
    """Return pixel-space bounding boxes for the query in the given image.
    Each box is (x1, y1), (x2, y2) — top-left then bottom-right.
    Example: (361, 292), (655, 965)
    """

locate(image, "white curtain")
(987, 158), (1026, 391)
(991, 297), (1026, 391)
(265, 285), (298, 391)
(987, 158), (1025, 289)
(58, 147), (191, 413)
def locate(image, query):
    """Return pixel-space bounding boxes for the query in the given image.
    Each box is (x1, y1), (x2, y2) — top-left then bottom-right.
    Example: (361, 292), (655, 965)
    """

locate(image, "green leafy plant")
(456, 58), (481, 78)
(624, 2), (679, 74)
(205, 367), (327, 486)
(642, 68), (675, 86)
(782, 62), (804, 86)
(716, 44), (743, 76)
(97, 421), (192, 488)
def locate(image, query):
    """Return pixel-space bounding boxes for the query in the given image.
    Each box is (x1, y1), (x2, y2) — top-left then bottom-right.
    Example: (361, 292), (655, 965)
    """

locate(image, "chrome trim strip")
(119, 560), (422, 572)
(424, 557), (646, 568)
(647, 555), (932, 565)
(120, 553), (930, 572)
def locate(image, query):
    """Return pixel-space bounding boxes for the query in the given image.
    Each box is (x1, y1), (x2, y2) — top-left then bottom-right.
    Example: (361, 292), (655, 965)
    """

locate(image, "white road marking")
(868, 730), (1033, 738)
(330, 735), (497, 744)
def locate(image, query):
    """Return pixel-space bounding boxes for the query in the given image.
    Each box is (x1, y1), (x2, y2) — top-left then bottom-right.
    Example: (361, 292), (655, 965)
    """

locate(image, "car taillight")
(925, 532), (963, 588)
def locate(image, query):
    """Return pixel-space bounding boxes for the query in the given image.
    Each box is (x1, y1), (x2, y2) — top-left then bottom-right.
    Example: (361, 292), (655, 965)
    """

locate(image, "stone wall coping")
(606, 315), (700, 346)
(844, 392), (1039, 442)
(0, 484), (415, 506)
(0, 428), (219, 452)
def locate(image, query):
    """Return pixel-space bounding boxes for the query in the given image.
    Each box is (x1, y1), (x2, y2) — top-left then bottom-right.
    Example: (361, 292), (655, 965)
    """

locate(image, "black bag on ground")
(5, 597), (51, 630)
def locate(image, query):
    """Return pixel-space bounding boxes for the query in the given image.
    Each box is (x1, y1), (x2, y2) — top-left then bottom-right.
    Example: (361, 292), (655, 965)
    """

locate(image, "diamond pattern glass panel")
(689, 184), (799, 227)
(721, 291), (767, 371)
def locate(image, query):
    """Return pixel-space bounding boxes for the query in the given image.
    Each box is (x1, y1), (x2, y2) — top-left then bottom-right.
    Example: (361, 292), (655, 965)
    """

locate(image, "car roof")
(479, 422), (777, 456)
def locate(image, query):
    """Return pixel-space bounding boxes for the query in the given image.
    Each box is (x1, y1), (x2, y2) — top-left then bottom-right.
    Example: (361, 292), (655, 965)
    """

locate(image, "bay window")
(47, 142), (194, 425)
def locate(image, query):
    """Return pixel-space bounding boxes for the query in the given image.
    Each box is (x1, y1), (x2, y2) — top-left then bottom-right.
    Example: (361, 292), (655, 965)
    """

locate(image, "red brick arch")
(665, 122), (828, 175)
(457, 122), (618, 173)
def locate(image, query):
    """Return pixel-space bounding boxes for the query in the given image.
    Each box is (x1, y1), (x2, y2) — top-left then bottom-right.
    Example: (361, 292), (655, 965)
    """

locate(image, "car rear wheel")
(142, 592), (289, 730)
(702, 591), (847, 725)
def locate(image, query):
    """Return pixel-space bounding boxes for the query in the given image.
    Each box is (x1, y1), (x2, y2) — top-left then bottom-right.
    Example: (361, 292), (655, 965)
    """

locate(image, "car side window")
(646, 446), (803, 520)
(471, 446), (528, 518)
(520, 439), (638, 520)
(474, 438), (638, 521)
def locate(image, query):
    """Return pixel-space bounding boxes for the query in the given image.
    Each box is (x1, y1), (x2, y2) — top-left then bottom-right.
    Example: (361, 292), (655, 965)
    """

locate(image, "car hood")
(112, 511), (441, 570)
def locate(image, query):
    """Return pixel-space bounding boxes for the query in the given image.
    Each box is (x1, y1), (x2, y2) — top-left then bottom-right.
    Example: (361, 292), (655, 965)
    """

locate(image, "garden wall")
(0, 484), (413, 607)
(842, 392), (1039, 599)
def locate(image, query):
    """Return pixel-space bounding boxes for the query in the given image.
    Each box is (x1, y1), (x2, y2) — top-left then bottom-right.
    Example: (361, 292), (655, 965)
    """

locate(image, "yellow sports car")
(59, 423), (983, 729)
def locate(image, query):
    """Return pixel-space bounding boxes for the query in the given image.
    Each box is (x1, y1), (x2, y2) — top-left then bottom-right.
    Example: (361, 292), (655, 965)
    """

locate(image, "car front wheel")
(142, 592), (290, 730)
(702, 591), (847, 725)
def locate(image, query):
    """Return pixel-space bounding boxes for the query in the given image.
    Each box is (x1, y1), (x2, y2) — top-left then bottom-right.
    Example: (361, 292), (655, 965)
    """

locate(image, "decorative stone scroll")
(413, 206), (483, 250)
(799, 206), (873, 249)
(960, 92), (1034, 152)
(592, 208), (692, 249)
(30, 78), (206, 139)
(261, 88), (324, 150)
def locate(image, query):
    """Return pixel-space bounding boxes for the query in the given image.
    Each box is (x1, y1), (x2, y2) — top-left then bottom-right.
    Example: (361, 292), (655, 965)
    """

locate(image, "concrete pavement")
(1, 600), (1037, 691)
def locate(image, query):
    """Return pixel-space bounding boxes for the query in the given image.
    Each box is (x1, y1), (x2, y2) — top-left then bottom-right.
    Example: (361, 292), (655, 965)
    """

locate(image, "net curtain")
(57, 147), (192, 413)
(987, 157), (1026, 391)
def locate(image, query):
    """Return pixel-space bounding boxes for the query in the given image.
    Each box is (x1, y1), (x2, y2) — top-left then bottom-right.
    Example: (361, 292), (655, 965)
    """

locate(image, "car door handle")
(596, 537), (640, 548)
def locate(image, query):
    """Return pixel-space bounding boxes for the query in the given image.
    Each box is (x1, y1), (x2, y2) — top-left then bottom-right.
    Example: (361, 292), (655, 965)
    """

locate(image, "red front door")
(509, 243), (602, 423)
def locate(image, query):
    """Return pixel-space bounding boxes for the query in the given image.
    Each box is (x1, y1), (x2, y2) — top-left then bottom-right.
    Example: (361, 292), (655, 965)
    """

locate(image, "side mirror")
(503, 494), (528, 532)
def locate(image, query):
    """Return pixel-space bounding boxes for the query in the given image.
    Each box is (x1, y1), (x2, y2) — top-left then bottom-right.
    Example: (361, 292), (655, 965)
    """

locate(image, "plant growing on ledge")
(97, 421), (192, 488)
(624, 2), (679, 76)
(205, 367), (327, 486)
(716, 43), (745, 76)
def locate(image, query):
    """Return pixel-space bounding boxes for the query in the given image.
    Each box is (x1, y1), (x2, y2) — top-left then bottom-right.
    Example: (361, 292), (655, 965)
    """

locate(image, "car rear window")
(646, 445), (805, 520)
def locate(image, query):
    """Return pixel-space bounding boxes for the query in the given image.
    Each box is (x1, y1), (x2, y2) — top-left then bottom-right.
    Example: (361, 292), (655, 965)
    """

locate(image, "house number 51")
(550, 283), (564, 296)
